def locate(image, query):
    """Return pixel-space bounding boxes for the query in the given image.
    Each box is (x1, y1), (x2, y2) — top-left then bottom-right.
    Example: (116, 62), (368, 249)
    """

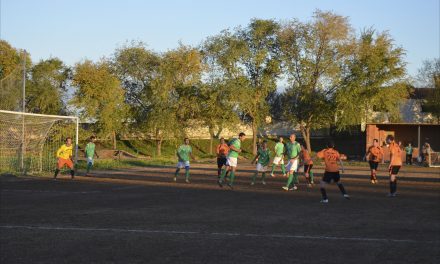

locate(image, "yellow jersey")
(56, 144), (73, 160)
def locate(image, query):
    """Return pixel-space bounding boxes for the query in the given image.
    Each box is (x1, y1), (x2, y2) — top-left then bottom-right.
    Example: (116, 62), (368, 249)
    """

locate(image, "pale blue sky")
(1, 0), (439, 77)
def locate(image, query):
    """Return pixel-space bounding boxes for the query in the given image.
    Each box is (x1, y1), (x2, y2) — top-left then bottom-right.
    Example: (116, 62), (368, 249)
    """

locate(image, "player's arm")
(229, 145), (241, 153)
(337, 155), (345, 173)
(56, 146), (62, 159)
(251, 153), (260, 164)
(176, 148), (183, 161)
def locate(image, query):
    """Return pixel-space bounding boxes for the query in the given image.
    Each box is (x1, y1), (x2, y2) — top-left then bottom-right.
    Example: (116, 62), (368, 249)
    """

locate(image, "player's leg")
(251, 170), (258, 185)
(184, 161), (191, 183)
(66, 159), (75, 179)
(320, 173), (330, 203)
(290, 159), (299, 190)
(261, 170), (266, 185)
(54, 159), (62, 179)
(228, 166), (237, 189)
(309, 164), (314, 184)
(174, 162), (182, 182)
(388, 166), (399, 196)
(334, 173), (349, 199)
(217, 158), (223, 178)
(304, 165), (311, 187)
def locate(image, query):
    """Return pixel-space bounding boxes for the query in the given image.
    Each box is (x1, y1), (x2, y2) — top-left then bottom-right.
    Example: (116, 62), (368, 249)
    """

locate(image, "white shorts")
(86, 157), (94, 165)
(286, 159), (298, 172)
(226, 157), (238, 167)
(272, 156), (284, 165)
(177, 161), (190, 169)
(256, 163), (268, 172)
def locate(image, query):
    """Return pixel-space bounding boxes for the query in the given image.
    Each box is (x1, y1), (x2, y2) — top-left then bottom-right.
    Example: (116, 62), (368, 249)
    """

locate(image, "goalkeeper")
(54, 137), (75, 179)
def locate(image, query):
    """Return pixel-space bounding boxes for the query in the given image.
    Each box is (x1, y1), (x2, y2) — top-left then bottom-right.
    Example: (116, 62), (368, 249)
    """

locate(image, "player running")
(300, 145), (314, 187)
(54, 137), (75, 180)
(270, 137), (287, 177)
(85, 135), (99, 176)
(316, 141), (350, 203)
(218, 132), (246, 189)
(174, 138), (195, 183)
(251, 140), (271, 185)
(365, 139), (383, 184)
(216, 137), (229, 178)
(282, 134), (301, 191)
(387, 135), (402, 197)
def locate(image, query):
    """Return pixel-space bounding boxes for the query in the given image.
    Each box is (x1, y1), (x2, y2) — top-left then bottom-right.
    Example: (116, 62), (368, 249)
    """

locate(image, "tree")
(0, 40), (31, 111)
(71, 60), (127, 149)
(278, 11), (352, 152)
(417, 58), (440, 123)
(203, 19), (281, 154)
(27, 58), (69, 114)
(335, 29), (407, 128)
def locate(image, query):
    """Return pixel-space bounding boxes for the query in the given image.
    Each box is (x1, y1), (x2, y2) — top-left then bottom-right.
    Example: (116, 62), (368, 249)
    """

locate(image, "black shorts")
(322, 171), (340, 183)
(389, 166), (401, 175)
(304, 164), (313, 173)
(217, 157), (227, 167)
(369, 161), (379, 170)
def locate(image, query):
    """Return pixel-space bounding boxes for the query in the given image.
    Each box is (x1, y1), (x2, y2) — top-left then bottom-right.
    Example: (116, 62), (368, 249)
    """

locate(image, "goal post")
(0, 110), (79, 175)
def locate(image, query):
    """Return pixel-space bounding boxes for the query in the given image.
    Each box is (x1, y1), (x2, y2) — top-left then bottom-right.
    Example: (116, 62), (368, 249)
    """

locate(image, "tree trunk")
(300, 124), (312, 153)
(112, 131), (117, 150)
(155, 128), (162, 157)
(252, 121), (257, 155)
(208, 126), (215, 155)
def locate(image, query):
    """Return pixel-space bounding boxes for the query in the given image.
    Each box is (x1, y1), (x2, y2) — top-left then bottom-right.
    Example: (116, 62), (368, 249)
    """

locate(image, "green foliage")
(71, 60), (128, 139)
(417, 59), (440, 123)
(27, 58), (69, 114)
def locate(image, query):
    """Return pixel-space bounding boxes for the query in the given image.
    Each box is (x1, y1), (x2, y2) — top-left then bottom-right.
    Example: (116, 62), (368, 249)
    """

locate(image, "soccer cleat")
(173, 177), (177, 182)
(270, 173), (275, 177)
(310, 181), (314, 184)
(388, 192), (397, 197)
(307, 183), (312, 188)
(283, 174), (287, 177)
(320, 199), (329, 203)
(282, 186), (289, 191)
(343, 194), (350, 200)
(227, 183), (233, 190)
(250, 182), (255, 186)
(289, 185), (298, 191)
(262, 180), (266, 185)
(185, 179), (190, 184)
(217, 180), (223, 188)
(371, 180), (375, 184)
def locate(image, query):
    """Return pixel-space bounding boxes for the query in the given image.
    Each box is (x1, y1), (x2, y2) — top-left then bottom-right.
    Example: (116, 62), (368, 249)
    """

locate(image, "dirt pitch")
(1, 164), (439, 264)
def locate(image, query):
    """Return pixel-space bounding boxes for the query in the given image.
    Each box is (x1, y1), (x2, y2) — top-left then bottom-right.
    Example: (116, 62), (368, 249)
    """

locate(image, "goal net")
(0, 110), (79, 174)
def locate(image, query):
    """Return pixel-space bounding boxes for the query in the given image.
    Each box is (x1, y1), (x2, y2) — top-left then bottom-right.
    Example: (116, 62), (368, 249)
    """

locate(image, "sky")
(1, 0), (439, 78)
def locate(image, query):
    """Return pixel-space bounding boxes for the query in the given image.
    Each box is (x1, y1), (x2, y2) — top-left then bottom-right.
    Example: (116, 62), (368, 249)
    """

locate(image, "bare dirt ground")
(1, 164), (439, 263)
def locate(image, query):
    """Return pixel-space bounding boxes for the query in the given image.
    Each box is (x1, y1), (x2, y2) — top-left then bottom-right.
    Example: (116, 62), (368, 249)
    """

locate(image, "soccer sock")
(217, 167), (222, 177)
(320, 188), (328, 200)
(281, 164), (286, 175)
(185, 169), (190, 180)
(391, 180), (397, 193)
(337, 183), (347, 195)
(261, 172), (266, 182)
(309, 171), (314, 182)
(293, 172), (298, 184)
(370, 171), (374, 180)
(87, 162), (92, 173)
(270, 164), (276, 174)
(219, 169), (227, 181)
(373, 172), (377, 181)
(229, 172), (235, 185)
(389, 181), (393, 193)
(174, 168), (180, 177)
(54, 169), (60, 178)
(252, 172), (258, 183)
(70, 170), (75, 178)
(286, 172), (293, 187)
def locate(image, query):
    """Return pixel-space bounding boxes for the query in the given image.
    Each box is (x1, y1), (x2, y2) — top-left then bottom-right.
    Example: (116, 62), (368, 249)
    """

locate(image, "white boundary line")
(0, 225), (437, 244)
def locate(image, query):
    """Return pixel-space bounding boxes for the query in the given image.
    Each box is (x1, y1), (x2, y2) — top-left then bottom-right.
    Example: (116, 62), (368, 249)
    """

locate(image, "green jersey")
(405, 146), (413, 155)
(228, 138), (241, 158)
(285, 141), (301, 159)
(85, 142), (96, 158)
(177, 145), (192, 162)
(257, 148), (271, 166)
(274, 142), (284, 157)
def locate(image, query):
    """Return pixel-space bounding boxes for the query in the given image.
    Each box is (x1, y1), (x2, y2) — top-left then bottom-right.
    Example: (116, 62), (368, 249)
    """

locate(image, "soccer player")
(316, 141), (350, 203)
(270, 137), (287, 177)
(300, 145), (314, 187)
(365, 139), (383, 184)
(54, 137), (75, 180)
(218, 132), (246, 189)
(282, 134), (301, 191)
(174, 138), (195, 183)
(216, 137), (229, 178)
(85, 135), (99, 176)
(251, 140), (271, 185)
(387, 135), (402, 197)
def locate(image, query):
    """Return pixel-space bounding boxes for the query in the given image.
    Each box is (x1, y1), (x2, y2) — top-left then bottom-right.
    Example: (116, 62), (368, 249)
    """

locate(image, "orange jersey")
(301, 149), (313, 165)
(389, 142), (402, 166)
(216, 143), (229, 158)
(317, 148), (340, 172)
(367, 146), (383, 162)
